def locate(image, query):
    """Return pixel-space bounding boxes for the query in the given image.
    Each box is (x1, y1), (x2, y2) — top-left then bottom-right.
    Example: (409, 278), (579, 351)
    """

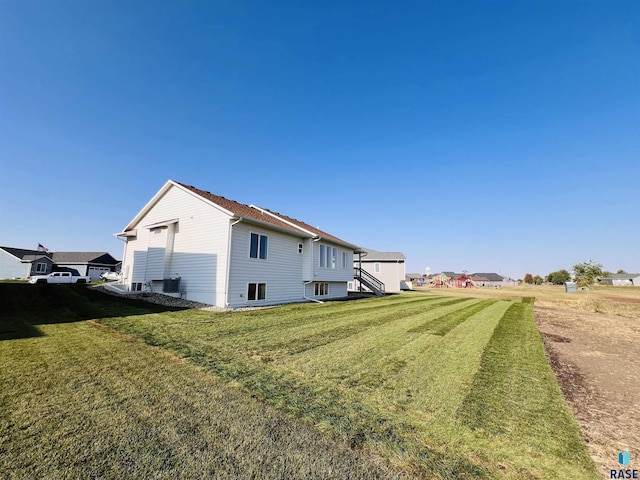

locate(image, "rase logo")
(611, 450), (638, 479)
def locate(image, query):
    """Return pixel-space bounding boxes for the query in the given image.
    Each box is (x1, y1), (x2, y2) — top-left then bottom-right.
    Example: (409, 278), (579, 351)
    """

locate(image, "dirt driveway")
(535, 305), (640, 478)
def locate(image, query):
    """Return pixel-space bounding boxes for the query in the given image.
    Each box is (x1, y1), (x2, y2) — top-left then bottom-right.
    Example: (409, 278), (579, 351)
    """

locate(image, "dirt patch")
(604, 296), (640, 304)
(535, 305), (640, 478)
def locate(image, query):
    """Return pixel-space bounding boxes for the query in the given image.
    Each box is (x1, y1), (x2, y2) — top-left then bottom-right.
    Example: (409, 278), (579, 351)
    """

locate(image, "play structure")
(427, 273), (478, 288)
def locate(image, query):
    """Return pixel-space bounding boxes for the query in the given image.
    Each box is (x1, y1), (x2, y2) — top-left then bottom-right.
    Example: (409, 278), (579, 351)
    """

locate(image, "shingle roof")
(51, 252), (118, 264)
(177, 182), (357, 249)
(358, 248), (406, 261)
(0, 246), (52, 261)
(610, 273), (640, 279)
(471, 272), (504, 282)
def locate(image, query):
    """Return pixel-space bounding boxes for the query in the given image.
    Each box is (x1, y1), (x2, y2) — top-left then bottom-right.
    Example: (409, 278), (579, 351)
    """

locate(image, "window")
(36, 263), (47, 273)
(319, 244), (336, 269)
(341, 251), (348, 269)
(250, 233), (268, 259)
(131, 282), (143, 292)
(374, 263), (381, 273)
(314, 282), (329, 296)
(247, 283), (266, 301)
(298, 243), (303, 254)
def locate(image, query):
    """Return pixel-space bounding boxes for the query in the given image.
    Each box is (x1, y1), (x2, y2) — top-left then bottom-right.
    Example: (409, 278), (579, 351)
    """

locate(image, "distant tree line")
(522, 260), (624, 287)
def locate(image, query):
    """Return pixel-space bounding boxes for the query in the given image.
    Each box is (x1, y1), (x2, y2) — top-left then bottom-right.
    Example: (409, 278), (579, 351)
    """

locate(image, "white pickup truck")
(28, 272), (91, 284)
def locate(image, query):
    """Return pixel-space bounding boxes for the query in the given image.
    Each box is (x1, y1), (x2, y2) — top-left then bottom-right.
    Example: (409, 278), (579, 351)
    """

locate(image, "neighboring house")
(600, 273), (640, 286)
(114, 180), (361, 308)
(51, 252), (120, 280)
(0, 246), (119, 280)
(0, 247), (54, 279)
(406, 273), (425, 287)
(352, 248), (407, 293)
(470, 272), (505, 288)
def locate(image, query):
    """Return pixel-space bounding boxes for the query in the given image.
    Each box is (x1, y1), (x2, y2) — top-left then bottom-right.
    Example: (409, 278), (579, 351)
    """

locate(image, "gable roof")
(471, 272), (504, 282)
(0, 246), (52, 262)
(357, 248), (406, 261)
(51, 252), (118, 265)
(122, 180), (359, 250)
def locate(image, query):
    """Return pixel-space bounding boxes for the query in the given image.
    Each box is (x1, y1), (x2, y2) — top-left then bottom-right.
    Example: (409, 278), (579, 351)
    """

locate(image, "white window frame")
(314, 282), (329, 296)
(341, 251), (348, 269)
(247, 282), (267, 301)
(36, 263), (47, 273)
(319, 244), (337, 269)
(374, 263), (381, 273)
(249, 232), (268, 260)
(298, 243), (303, 254)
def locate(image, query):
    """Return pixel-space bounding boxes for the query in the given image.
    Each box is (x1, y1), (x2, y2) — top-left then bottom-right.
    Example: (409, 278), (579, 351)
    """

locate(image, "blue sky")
(1, 0), (638, 279)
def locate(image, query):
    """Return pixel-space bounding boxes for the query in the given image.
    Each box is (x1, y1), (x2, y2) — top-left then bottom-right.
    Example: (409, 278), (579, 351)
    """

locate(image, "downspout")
(303, 237), (324, 303)
(224, 217), (243, 307)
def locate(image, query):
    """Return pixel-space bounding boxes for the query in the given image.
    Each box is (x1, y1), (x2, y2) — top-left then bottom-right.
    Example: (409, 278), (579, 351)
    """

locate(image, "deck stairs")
(353, 267), (385, 296)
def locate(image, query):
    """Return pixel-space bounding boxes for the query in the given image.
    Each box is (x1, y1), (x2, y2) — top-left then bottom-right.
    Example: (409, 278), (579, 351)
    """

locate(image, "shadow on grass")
(0, 283), (187, 341)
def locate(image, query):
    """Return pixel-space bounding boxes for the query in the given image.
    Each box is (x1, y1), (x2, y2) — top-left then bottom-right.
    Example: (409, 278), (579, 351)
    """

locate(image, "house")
(0, 247), (55, 279)
(470, 272), (504, 288)
(0, 247), (119, 280)
(351, 248), (407, 293)
(114, 180), (362, 308)
(600, 273), (640, 287)
(406, 273), (426, 287)
(51, 252), (120, 280)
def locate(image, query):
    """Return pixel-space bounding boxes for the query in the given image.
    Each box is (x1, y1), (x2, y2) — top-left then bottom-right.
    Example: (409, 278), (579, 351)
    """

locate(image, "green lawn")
(0, 284), (598, 478)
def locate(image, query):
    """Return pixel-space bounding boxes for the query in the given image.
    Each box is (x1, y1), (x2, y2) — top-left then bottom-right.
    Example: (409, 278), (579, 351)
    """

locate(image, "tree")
(573, 260), (604, 287)
(532, 275), (543, 285)
(523, 273), (533, 284)
(546, 269), (571, 285)
(617, 269), (627, 274)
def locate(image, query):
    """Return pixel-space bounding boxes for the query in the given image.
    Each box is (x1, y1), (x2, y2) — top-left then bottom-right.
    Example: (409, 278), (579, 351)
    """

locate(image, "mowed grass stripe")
(265, 298), (476, 355)
(210, 295), (466, 346)
(408, 299), (498, 336)
(93, 291), (597, 479)
(387, 301), (513, 418)
(0, 321), (407, 479)
(283, 299), (480, 376)
(456, 298), (599, 478)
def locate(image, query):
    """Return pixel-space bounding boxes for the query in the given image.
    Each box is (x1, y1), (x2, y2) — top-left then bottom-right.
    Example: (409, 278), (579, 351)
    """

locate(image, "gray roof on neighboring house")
(0, 246), (52, 261)
(610, 273), (640, 279)
(471, 272), (504, 282)
(52, 252), (119, 265)
(358, 248), (406, 261)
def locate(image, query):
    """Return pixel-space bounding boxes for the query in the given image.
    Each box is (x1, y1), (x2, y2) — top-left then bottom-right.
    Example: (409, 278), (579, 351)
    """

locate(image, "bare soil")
(535, 305), (640, 478)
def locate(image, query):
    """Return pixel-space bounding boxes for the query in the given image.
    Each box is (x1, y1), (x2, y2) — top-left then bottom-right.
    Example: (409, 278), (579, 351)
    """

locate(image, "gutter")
(224, 217), (244, 307)
(303, 280), (324, 304)
(302, 237), (324, 303)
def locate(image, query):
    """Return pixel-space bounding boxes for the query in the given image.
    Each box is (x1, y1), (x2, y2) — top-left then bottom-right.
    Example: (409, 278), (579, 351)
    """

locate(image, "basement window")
(314, 282), (329, 296)
(248, 283), (266, 301)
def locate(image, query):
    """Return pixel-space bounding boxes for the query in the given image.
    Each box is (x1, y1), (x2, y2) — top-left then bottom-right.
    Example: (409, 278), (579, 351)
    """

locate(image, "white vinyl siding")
(357, 260), (406, 293)
(0, 249), (31, 279)
(313, 243), (354, 282)
(228, 222), (305, 307)
(122, 184), (231, 306)
(305, 281), (347, 300)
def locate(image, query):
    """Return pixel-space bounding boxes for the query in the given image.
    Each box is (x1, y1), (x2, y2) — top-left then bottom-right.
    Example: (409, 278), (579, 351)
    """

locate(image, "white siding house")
(116, 180), (360, 307)
(353, 248), (407, 293)
(0, 247), (54, 279)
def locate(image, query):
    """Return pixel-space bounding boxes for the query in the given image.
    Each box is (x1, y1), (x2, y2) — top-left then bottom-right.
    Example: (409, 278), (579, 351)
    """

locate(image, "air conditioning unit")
(163, 277), (181, 293)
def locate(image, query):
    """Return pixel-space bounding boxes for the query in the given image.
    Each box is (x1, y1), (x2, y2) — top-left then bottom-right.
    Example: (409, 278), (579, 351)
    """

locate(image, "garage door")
(88, 267), (110, 280)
